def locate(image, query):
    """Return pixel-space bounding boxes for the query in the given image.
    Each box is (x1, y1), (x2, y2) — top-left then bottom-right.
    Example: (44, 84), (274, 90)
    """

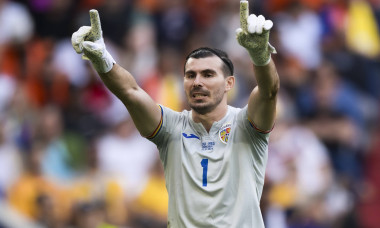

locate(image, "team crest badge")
(219, 123), (231, 144)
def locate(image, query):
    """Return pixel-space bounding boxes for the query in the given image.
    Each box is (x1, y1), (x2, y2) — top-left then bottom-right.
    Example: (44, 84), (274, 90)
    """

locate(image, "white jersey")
(148, 105), (270, 228)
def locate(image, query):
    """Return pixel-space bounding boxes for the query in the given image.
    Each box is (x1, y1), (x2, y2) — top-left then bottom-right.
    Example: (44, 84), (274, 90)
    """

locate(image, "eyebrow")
(201, 69), (216, 75)
(184, 69), (217, 75)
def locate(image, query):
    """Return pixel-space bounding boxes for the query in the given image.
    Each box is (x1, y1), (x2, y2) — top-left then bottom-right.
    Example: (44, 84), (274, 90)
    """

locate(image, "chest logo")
(219, 123), (232, 144)
(182, 133), (200, 140)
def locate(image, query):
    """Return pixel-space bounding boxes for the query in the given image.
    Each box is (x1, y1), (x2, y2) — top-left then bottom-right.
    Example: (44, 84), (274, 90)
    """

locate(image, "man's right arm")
(99, 64), (162, 137)
(72, 10), (161, 137)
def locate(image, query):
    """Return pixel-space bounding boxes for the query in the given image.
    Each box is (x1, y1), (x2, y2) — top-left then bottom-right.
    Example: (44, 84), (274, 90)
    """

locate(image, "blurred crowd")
(0, 0), (379, 227)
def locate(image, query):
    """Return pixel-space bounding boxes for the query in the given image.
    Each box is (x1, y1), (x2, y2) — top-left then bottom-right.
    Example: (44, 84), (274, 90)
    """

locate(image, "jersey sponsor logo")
(182, 133), (200, 140)
(219, 123), (231, 144)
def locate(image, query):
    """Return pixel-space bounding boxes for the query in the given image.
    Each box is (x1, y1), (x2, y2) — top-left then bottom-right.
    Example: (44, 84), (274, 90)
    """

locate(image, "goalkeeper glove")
(71, 10), (115, 73)
(236, 1), (276, 66)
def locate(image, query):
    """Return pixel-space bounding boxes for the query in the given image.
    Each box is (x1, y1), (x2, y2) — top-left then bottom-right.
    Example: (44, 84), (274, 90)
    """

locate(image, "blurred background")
(0, 0), (379, 227)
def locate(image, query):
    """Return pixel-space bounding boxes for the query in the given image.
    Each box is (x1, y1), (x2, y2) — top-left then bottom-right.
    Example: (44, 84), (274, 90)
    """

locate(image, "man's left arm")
(248, 60), (279, 132)
(236, 1), (279, 132)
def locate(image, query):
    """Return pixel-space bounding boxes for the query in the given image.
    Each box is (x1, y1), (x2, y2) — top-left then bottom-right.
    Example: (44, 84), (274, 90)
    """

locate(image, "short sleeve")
(237, 106), (271, 162)
(146, 105), (183, 160)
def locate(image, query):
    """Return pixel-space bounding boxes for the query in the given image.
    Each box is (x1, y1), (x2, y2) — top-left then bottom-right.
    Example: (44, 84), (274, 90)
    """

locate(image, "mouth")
(192, 93), (207, 98)
(191, 91), (210, 101)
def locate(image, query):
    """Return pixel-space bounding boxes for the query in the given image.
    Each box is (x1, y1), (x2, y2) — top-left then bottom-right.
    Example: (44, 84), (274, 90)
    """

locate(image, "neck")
(192, 103), (228, 132)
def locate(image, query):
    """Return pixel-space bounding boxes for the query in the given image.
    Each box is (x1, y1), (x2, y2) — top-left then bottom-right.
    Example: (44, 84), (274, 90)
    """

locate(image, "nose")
(192, 74), (203, 87)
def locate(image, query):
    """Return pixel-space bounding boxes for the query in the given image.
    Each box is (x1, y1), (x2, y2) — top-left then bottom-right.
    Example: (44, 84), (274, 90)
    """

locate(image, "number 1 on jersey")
(201, 158), (208, 187)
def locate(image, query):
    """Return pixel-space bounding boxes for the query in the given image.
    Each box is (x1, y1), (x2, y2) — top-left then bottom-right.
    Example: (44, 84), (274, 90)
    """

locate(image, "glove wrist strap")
(248, 49), (271, 66)
(90, 50), (116, 74)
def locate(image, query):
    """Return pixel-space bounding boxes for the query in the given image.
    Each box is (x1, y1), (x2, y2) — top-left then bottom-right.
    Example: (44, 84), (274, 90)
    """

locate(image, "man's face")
(184, 56), (231, 115)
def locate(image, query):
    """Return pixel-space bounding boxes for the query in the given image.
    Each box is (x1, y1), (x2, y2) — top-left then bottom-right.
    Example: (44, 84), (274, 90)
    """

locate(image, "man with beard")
(72, 1), (279, 227)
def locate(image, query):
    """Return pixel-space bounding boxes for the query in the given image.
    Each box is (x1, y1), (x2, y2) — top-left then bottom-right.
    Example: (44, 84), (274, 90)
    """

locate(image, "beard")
(188, 87), (225, 115)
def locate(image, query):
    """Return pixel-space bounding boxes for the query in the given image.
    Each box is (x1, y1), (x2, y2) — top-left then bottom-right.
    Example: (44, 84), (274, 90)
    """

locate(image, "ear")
(225, 76), (235, 92)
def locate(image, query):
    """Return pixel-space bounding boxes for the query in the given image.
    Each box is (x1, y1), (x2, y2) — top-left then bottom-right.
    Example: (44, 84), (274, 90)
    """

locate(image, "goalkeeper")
(72, 1), (279, 227)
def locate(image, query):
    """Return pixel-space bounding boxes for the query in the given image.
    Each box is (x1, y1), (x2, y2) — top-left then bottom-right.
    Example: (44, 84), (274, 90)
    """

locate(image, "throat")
(191, 106), (228, 133)
(201, 121), (213, 133)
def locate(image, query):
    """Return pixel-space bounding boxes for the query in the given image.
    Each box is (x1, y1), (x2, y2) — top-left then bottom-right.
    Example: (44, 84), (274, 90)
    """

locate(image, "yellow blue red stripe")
(147, 105), (163, 139)
(247, 116), (274, 134)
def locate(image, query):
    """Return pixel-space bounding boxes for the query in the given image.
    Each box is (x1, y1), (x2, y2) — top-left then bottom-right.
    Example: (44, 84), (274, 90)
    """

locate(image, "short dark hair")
(184, 47), (234, 76)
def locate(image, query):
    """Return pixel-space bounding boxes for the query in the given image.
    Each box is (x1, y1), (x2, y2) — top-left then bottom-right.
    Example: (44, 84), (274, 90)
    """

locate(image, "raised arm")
(236, 1), (279, 132)
(72, 10), (161, 137)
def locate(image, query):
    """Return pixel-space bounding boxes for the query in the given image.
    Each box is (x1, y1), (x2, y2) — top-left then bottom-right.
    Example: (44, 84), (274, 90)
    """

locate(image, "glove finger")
(256, 15), (265, 34)
(72, 26), (92, 53)
(88, 9), (102, 41)
(72, 41), (83, 54)
(82, 40), (97, 51)
(73, 26), (92, 37)
(268, 42), (277, 54)
(240, 1), (249, 33)
(247, 14), (257, 34)
(236, 28), (243, 36)
(83, 40), (104, 59)
(235, 28), (247, 46)
(82, 54), (90, 60)
(264, 20), (273, 31)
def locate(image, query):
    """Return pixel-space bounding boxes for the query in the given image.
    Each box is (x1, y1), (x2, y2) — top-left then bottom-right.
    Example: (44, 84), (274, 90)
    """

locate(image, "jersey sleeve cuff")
(247, 116), (274, 134)
(146, 105), (163, 139)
